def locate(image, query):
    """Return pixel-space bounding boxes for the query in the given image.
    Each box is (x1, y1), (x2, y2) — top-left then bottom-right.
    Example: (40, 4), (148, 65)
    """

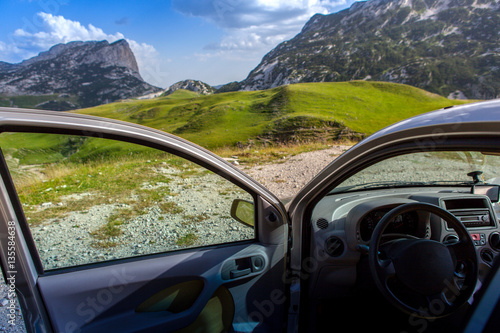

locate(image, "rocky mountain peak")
(227, 0), (500, 99)
(0, 39), (161, 109)
(19, 39), (141, 79)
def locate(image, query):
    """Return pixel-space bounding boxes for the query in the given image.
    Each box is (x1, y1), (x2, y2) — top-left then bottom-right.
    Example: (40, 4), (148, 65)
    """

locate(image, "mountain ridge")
(223, 0), (500, 100)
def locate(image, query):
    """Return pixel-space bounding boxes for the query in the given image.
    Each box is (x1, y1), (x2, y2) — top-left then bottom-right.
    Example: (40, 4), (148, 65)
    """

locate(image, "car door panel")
(37, 242), (284, 332)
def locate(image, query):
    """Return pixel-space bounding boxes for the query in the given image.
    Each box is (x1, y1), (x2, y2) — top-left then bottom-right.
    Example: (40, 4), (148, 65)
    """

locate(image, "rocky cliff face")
(0, 39), (161, 109)
(228, 0), (500, 100)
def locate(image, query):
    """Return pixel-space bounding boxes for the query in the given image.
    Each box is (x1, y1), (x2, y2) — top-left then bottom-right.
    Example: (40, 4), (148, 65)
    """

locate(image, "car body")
(0, 100), (499, 332)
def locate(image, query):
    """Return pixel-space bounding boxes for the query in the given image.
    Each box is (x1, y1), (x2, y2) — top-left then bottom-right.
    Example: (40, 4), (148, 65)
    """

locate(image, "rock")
(163, 80), (215, 96)
(0, 40), (161, 108)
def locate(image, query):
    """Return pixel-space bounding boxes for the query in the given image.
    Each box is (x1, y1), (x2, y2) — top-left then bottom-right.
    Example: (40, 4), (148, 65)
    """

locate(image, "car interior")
(303, 150), (500, 332)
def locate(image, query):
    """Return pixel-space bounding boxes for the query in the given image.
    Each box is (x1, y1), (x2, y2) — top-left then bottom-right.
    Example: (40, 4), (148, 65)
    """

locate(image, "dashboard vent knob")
(316, 218), (329, 229)
(443, 234), (459, 245)
(489, 232), (500, 251)
(325, 236), (344, 257)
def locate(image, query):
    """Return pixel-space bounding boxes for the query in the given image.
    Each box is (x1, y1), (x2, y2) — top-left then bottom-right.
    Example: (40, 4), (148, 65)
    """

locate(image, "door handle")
(230, 268), (251, 279)
(222, 255), (265, 280)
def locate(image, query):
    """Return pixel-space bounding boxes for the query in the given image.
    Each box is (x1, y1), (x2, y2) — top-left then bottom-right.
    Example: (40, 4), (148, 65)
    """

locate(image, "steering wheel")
(368, 202), (478, 318)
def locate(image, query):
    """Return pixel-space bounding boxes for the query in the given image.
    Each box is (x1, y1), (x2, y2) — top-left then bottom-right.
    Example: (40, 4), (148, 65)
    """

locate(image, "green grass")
(78, 88), (276, 147)
(281, 81), (468, 135)
(0, 81), (474, 186)
(74, 82), (470, 149)
(0, 82), (473, 169)
(8, 147), (176, 225)
(162, 89), (201, 99)
(0, 94), (78, 109)
(2, 131), (220, 249)
(175, 232), (198, 246)
(0, 81), (472, 178)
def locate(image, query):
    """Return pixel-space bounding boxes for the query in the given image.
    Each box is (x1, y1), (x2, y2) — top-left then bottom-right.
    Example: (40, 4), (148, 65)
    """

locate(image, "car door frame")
(0, 107), (290, 332)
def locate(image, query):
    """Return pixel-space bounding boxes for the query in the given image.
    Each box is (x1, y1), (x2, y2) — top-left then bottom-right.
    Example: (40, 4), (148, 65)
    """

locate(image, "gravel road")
(0, 145), (349, 332)
(238, 145), (351, 198)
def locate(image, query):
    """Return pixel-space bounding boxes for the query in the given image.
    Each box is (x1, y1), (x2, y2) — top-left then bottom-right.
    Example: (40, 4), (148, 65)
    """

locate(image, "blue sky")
(0, 0), (356, 88)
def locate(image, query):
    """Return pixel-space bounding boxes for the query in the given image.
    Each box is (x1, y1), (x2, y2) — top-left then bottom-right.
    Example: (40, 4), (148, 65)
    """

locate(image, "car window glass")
(332, 151), (500, 193)
(0, 132), (254, 270)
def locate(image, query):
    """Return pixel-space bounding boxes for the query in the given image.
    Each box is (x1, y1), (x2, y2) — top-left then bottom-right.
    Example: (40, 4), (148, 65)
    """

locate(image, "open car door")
(0, 108), (288, 333)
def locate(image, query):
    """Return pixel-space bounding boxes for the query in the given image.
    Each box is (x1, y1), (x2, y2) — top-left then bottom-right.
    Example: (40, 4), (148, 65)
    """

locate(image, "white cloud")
(173, 0), (349, 54)
(0, 41), (23, 60)
(13, 12), (125, 50)
(128, 39), (170, 88)
(170, 0), (351, 84)
(2, 12), (163, 85)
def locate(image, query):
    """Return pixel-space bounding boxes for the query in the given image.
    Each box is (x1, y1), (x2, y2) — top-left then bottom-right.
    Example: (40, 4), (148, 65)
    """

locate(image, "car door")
(0, 108), (289, 333)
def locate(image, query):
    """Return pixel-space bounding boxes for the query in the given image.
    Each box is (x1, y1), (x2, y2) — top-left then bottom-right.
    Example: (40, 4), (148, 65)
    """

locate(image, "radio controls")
(455, 214), (491, 227)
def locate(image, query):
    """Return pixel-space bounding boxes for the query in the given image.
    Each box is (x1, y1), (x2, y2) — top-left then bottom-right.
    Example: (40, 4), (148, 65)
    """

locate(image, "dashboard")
(358, 209), (419, 242)
(308, 187), (500, 299)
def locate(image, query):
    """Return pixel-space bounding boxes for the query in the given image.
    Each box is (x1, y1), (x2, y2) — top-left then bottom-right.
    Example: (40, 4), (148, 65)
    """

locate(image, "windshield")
(331, 151), (500, 194)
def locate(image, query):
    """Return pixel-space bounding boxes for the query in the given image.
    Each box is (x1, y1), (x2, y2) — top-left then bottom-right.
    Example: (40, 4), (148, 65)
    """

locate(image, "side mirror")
(231, 199), (254, 227)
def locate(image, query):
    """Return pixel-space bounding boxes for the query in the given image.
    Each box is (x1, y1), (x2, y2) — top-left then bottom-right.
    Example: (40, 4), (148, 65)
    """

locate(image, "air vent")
(325, 236), (344, 257)
(490, 232), (500, 251)
(481, 248), (494, 264)
(316, 218), (329, 229)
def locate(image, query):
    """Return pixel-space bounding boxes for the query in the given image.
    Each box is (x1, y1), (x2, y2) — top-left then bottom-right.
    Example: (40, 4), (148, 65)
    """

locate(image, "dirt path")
(239, 145), (352, 198)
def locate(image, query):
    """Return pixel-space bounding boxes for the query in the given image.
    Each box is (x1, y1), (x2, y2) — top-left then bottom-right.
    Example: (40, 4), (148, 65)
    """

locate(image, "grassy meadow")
(76, 81), (471, 148)
(0, 81), (473, 170)
(0, 81), (474, 249)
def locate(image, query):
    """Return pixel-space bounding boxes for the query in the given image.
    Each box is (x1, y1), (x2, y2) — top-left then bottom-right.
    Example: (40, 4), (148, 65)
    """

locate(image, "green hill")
(76, 81), (469, 148)
(0, 81), (472, 167)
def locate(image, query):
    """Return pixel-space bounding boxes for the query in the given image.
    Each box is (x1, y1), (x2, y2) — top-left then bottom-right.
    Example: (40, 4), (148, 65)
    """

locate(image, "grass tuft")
(175, 232), (198, 246)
